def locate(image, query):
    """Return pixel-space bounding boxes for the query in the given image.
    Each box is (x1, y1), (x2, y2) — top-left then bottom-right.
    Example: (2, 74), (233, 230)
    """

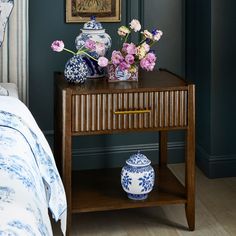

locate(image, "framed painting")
(66, 0), (121, 23)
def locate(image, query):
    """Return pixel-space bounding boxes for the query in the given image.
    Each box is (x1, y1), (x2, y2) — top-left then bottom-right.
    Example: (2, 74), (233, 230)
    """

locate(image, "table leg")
(185, 84), (195, 231)
(159, 131), (168, 166)
(185, 130), (195, 230)
(61, 90), (72, 236)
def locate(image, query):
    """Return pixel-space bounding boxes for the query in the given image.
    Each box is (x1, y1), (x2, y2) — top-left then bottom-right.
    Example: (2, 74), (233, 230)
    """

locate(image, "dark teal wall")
(211, 0), (236, 155)
(186, 0), (236, 177)
(29, 1), (186, 170)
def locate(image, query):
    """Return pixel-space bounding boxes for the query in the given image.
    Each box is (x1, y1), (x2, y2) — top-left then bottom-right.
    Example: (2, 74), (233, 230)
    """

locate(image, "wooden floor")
(53, 164), (236, 236)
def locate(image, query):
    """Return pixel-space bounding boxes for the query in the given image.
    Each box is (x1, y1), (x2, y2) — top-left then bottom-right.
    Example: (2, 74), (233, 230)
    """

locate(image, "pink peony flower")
(95, 42), (106, 56)
(125, 54), (135, 64)
(140, 58), (155, 71)
(111, 50), (124, 65)
(51, 40), (64, 52)
(130, 19), (141, 32)
(84, 39), (96, 51)
(123, 43), (136, 55)
(145, 52), (156, 63)
(119, 61), (131, 71)
(98, 57), (109, 67)
(140, 52), (156, 71)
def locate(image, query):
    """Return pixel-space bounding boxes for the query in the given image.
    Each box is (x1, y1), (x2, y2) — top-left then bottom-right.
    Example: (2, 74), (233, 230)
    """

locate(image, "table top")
(55, 69), (190, 94)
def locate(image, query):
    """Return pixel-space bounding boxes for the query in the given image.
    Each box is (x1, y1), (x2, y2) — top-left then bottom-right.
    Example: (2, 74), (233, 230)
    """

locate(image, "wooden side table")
(54, 69), (195, 236)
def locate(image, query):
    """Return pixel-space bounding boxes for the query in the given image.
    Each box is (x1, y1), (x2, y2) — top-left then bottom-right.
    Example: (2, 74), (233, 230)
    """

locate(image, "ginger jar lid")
(126, 151), (151, 167)
(83, 16), (103, 30)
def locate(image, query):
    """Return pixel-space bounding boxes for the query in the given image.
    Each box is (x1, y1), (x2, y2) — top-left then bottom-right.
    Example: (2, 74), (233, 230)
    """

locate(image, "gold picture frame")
(66, 0), (121, 23)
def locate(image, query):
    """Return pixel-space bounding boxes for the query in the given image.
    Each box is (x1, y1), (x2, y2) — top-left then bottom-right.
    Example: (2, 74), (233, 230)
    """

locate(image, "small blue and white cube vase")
(64, 55), (89, 84)
(121, 151), (155, 200)
(75, 16), (112, 78)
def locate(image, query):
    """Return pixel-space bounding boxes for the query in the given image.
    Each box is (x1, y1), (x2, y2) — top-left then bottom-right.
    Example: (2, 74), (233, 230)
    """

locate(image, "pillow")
(0, 0), (14, 47)
(0, 84), (8, 96)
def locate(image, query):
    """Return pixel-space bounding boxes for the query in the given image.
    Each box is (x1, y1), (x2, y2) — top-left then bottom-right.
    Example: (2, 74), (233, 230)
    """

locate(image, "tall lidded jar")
(75, 16), (112, 78)
(121, 151), (155, 200)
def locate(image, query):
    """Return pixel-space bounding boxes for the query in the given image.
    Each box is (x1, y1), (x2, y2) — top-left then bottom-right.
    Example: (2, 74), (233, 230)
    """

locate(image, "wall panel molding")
(197, 144), (236, 178)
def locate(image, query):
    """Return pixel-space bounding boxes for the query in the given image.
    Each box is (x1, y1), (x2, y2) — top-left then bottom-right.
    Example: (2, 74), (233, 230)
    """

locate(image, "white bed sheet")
(0, 96), (67, 235)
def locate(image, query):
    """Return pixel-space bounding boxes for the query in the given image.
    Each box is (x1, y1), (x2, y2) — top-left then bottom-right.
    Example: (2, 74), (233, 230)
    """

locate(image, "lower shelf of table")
(72, 165), (186, 213)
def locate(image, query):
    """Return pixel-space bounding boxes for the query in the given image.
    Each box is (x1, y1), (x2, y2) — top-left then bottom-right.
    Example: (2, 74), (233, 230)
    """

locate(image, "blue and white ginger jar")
(121, 152), (155, 200)
(64, 55), (89, 84)
(75, 16), (112, 78)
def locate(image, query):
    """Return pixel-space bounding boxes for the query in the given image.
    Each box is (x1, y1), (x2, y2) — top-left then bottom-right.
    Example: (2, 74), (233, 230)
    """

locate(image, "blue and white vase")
(64, 55), (89, 84)
(121, 152), (155, 200)
(75, 16), (111, 78)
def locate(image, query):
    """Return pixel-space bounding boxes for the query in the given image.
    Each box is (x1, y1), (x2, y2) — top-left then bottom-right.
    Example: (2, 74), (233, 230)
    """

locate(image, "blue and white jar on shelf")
(75, 16), (112, 78)
(121, 151), (155, 200)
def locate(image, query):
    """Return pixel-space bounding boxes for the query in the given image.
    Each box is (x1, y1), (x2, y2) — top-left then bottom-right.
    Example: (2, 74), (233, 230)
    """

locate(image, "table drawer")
(71, 91), (188, 133)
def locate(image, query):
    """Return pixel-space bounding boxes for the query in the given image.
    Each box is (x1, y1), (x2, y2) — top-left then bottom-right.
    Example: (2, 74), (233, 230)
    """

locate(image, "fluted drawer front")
(72, 91), (188, 133)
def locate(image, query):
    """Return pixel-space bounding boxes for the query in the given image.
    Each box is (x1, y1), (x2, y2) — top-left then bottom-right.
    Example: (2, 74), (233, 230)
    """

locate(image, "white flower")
(142, 30), (153, 40)
(117, 26), (130, 37)
(141, 42), (150, 52)
(153, 30), (163, 41)
(136, 45), (146, 60)
(130, 19), (141, 32)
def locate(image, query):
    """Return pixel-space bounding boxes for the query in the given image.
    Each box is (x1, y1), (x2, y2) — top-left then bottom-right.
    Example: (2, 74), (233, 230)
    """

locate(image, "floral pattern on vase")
(64, 55), (89, 84)
(75, 16), (111, 78)
(121, 152), (155, 200)
(108, 64), (139, 82)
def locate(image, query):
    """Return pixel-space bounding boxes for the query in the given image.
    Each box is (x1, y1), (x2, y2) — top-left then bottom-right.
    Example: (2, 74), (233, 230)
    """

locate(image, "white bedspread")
(0, 96), (67, 235)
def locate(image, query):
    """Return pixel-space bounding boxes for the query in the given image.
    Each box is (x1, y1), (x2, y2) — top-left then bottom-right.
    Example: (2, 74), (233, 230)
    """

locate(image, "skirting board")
(197, 144), (236, 178)
(71, 142), (185, 170)
(43, 130), (185, 170)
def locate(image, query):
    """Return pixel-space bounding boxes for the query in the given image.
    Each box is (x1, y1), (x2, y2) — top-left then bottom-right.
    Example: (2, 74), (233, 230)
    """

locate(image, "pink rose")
(111, 50), (124, 65)
(130, 19), (141, 32)
(51, 40), (64, 52)
(84, 39), (96, 51)
(98, 57), (109, 67)
(125, 54), (135, 64)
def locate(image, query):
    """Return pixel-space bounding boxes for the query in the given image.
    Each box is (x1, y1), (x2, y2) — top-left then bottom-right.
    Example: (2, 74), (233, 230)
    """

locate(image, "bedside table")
(54, 69), (195, 235)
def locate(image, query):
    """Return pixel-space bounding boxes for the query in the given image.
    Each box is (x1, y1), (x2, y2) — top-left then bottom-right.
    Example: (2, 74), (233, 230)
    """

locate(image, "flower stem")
(138, 38), (146, 45)
(149, 41), (157, 47)
(78, 51), (98, 62)
(76, 45), (85, 54)
(63, 48), (76, 55)
(124, 33), (130, 43)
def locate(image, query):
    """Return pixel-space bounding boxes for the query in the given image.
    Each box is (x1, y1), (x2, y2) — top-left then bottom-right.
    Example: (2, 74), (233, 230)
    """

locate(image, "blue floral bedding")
(0, 97), (67, 235)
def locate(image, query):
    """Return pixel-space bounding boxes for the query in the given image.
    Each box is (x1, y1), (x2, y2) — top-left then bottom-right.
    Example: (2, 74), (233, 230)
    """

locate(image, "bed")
(0, 86), (67, 235)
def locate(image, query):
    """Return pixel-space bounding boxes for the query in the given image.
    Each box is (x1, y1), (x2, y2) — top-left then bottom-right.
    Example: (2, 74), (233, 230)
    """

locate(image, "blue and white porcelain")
(121, 151), (155, 200)
(75, 16), (112, 78)
(64, 55), (89, 84)
(108, 64), (139, 82)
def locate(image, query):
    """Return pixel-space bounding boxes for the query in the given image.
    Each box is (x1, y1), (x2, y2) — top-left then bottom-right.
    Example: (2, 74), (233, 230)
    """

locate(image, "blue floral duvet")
(0, 97), (67, 235)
